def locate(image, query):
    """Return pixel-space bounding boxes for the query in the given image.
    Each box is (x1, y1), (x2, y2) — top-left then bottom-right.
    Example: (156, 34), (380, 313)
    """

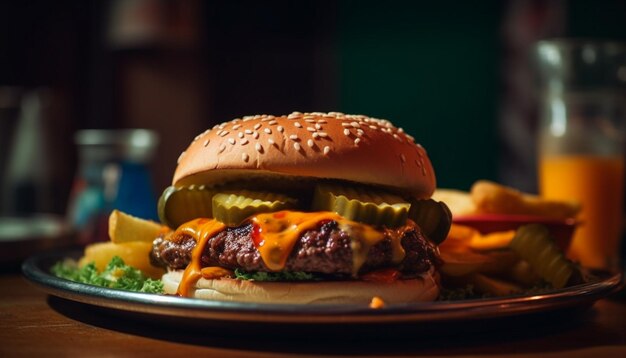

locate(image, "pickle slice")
(408, 199), (452, 245)
(158, 185), (215, 229)
(212, 191), (297, 226)
(312, 184), (410, 228)
(509, 224), (579, 288)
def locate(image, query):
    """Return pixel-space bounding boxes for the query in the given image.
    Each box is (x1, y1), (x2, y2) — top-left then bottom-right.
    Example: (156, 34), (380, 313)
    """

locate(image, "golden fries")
(431, 189), (476, 217)
(470, 180), (580, 219)
(109, 209), (168, 243)
(469, 230), (516, 251)
(76, 210), (170, 279)
(79, 241), (165, 279)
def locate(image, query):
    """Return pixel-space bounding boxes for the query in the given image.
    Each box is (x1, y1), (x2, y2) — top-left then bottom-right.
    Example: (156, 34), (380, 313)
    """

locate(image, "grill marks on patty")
(150, 220), (440, 276)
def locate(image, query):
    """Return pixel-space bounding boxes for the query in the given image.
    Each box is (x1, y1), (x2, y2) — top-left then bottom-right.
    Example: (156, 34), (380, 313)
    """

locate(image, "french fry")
(431, 189), (476, 217)
(79, 241), (165, 279)
(440, 250), (493, 277)
(470, 180), (580, 219)
(439, 224), (477, 253)
(108, 209), (168, 243)
(478, 251), (519, 276)
(469, 230), (516, 251)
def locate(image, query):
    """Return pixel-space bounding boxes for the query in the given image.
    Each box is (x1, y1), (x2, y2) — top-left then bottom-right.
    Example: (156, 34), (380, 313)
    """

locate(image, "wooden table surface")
(1, 272), (625, 358)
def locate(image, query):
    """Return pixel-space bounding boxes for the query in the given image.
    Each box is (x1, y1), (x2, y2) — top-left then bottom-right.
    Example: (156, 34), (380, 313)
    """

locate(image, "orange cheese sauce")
(175, 219), (225, 297)
(174, 211), (410, 297)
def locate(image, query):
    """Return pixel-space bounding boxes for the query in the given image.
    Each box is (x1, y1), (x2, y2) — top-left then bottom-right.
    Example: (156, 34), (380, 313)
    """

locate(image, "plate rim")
(21, 250), (624, 324)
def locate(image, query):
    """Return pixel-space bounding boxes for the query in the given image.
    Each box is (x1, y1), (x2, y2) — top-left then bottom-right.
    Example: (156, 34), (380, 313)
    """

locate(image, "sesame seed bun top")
(173, 112), (436, 198)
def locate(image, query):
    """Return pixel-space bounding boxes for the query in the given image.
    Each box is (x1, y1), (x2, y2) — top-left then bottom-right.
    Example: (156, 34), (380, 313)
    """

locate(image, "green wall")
(337, 1), (502, 190)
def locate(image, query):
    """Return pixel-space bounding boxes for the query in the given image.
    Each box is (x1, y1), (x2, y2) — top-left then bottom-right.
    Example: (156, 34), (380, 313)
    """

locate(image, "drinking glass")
(536, 39), (626, 270)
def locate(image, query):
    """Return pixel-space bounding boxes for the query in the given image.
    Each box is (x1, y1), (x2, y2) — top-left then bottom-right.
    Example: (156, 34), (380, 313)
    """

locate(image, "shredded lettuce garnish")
(50, 256), (164, 294)
(234, 268), (318, 282)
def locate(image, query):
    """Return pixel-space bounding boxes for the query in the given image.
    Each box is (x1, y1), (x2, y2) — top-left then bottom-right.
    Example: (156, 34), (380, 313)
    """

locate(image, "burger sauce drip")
(174, 211), (410, 296)
(175, 218), (225, 297)
(251, 211), (404, 276)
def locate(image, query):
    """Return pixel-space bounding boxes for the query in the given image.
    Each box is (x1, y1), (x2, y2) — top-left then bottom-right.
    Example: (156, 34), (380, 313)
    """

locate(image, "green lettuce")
(234, 268), (318, 282)
(51, 256), (164, 294)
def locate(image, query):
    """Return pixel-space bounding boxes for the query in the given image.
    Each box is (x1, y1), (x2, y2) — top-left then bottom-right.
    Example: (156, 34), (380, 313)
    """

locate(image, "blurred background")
(0, 0), (625, 248)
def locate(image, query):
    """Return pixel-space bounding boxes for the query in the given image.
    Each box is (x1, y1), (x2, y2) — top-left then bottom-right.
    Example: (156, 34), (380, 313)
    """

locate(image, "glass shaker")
(536, 39), (626, 270)
(67, 129), (159, 244)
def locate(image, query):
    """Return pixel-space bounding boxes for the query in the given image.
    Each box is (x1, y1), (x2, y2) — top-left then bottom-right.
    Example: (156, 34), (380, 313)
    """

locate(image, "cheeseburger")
(150, 112), (451, 304)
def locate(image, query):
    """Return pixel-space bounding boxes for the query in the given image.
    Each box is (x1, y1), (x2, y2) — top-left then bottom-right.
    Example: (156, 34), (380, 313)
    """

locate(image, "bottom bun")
(162, 268), (440, 304)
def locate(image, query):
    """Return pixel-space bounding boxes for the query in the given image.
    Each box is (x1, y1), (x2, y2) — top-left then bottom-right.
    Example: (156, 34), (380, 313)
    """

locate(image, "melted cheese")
(173, 211), (410, 297)
(175, 219), (225, 297)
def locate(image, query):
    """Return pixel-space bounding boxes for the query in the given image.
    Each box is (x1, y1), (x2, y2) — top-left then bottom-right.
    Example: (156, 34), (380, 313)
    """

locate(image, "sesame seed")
(177, 151), (185, 163)
(277, 126), (284, 133)
(268, 138), (275, 145)
(357, 129), (364, 136)
(267, 115), (275, 120)
(255, 143), (263, 153)
(288, 113), (301, 119)
(240, 139), (249, 145)
(350, 122), (360, 128)
(219, 144), (226, 153)
(218, 124), (225, 129)
(317, 132), (328, 138)
(203, 139), (210, 147)
(354, 138), (361, 145)
(317, 119), (327, 124)
(398, 127), (404, 133)
(312, 132), (319, 139)
(341, 123), (351, 128)
(307, 127), (316, 132)
(293, 142), (301, 151)
(254, 123), (262, 130)
(343, 129), (351, 136)
(400, 154), (406, 163)
(369, 125), (377, 130)
(294, 122), (302, 128)
(219, 131), (229, 137)
(406, 134), (415, 142)
(264, 128), (272, 134)
(194, 134), (202, 141)
(305, 119), (316, 123)
(228, 138), (236, 145)
(245, 129), (253, 135)
(242, 153), (249, 162)
(323, 146), (330, 155)
(289, 134), (299, 141)
(314, 123), (322, 130)
(307, 139), (314, 147)
(232, 124), (242, 130)
(253, 131), (259, 139)
(303, 115), (316, 120)
(269, 120), (277, 125)
(238, 132), (245, 138)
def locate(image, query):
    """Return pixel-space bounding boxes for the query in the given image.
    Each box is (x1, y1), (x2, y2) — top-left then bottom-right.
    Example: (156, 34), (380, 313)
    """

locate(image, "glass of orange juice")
(536, 40), (626, 270)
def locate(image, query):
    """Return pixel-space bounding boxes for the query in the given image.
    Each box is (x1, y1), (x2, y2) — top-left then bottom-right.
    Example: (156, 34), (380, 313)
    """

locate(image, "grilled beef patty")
(150, 220), (440, 276)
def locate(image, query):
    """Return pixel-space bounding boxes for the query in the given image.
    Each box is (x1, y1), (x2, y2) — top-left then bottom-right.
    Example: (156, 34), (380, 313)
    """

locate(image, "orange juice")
(539, 155), (624, 269)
